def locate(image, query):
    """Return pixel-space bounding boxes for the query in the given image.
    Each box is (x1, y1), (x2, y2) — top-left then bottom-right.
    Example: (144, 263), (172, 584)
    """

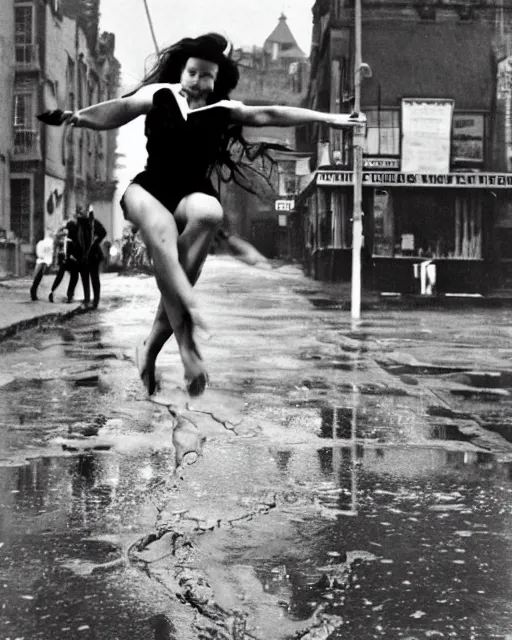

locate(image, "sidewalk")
(2, 262), (512, 342)
(0, 273), (82, 339)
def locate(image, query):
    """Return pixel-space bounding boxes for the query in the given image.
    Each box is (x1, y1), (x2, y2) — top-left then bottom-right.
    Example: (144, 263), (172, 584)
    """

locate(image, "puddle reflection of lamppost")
(332, 383), (359, 516)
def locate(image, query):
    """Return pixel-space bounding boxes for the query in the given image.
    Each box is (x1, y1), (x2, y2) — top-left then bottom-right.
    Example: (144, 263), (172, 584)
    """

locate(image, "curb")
(0, 307), (82, 342)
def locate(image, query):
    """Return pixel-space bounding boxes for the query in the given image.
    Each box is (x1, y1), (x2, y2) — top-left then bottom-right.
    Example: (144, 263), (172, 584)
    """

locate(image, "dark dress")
(130, 87), (232, 222)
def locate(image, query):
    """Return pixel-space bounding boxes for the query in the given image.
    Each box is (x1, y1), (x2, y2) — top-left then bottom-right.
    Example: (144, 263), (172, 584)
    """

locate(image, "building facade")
(222, 14), (310, 258)
(10, 0), (119, 274)
(295, 0), (512, 295)
(0, 0), (16, 276)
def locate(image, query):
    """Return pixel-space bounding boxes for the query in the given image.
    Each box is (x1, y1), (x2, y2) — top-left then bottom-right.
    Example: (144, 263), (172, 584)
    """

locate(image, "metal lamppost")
(351, 0), (371, 322)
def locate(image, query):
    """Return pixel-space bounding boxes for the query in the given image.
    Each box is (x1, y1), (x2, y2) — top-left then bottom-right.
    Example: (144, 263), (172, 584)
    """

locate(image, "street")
(1, 257), (512, 640)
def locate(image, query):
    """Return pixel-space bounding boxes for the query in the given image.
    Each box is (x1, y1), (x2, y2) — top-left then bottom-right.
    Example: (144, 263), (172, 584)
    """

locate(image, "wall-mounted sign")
(401, 98), (454, 173)
(497, 56), (512, 172)
(316, 171), (512, 188)
(275, 199), (295, 211)
(452, 114), (484, 164)
(278, 214), (288, 227)
(363, 158), (400, 169)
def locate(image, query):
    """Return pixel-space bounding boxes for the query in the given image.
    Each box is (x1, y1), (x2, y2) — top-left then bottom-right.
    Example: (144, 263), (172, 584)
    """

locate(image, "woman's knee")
(121, 184), (146, 225)
(178, 193), (224, 228)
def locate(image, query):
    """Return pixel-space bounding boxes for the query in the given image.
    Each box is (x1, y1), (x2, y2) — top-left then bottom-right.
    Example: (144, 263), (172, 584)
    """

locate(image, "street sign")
(275, 199), (295, 211)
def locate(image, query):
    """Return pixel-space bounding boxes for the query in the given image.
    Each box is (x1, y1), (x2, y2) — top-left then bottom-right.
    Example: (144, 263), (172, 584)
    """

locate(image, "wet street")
(1, 257), (512, 640)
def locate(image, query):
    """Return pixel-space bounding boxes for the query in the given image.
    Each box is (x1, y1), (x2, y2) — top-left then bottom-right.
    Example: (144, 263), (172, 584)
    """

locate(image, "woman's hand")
(36, 109), (74, 126)
(330, 111), (367, 129)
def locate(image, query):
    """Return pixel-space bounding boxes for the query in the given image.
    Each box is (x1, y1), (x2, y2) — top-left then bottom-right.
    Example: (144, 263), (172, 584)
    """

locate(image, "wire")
(142, 0), (159, 55)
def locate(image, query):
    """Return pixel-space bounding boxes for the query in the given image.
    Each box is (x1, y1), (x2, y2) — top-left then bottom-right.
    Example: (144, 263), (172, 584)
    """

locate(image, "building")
(0, 0), (18, 276)
(295, 0), (512, 295)
(10, 0), (119, 274)
(222, 14), (310, 258)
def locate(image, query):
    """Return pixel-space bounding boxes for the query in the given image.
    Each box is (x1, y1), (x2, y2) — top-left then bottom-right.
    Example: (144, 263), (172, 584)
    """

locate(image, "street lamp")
(350, 0), (371, 324)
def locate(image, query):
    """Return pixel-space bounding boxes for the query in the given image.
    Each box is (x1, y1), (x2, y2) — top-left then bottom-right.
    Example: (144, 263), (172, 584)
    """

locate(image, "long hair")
(127, 33), (279, 196)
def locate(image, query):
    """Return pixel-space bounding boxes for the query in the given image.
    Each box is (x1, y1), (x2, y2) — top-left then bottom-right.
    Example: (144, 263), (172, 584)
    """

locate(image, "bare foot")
(135, 341), (157, 396)
(179, 316), (209, 397)
(186, 371), (209, 397)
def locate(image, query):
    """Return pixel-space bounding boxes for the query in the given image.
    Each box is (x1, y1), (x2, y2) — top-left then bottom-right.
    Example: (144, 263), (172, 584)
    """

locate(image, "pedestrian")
(48, 224), (79, 303)
(29, 230), (54, 301)
(75, 207), (107, 309)
(37, 32), (365, 396)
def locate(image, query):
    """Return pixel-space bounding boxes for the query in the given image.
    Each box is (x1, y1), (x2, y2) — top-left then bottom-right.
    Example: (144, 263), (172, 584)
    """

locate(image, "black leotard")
(131, 87), (233, 217)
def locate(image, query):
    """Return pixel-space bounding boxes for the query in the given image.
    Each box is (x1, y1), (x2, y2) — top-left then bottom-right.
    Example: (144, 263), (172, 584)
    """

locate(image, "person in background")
(29, 230), (54, 301)
(48, 223), (79, 303)
(70, 207), (107, 309)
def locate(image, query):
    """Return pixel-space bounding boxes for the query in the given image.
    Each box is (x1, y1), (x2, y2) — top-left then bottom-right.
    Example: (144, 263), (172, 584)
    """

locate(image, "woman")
(38, 33), (364, 397)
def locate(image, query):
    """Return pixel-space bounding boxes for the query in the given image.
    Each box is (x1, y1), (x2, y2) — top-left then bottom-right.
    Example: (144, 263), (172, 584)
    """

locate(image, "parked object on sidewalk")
(29, 232), (54, 301)
(37, 32), (365, 397)
(413, 260), (437, 295)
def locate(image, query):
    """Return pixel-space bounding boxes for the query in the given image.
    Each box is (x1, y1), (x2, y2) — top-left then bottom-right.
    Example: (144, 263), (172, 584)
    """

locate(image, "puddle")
(198, 445), (512, 639)
(0, 452), (176, 639)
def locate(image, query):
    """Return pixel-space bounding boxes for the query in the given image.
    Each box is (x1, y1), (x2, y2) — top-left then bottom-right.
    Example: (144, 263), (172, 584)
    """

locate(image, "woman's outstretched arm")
(49, 83), (168, 130)
(227, 103), (365, 129)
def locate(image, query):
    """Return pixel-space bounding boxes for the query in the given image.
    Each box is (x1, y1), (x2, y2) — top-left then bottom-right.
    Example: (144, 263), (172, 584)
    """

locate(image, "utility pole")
(142, 0), (159, 55)
(351, 0), (364, 321)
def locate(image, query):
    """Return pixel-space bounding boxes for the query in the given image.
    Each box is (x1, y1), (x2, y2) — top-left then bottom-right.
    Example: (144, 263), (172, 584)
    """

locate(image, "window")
(452, 114), (484, 165)
(14, 93), (33, 127)
(15, 5), (33, 46)
(278, 160), (298, 195)
(364, 109), (400, 156)
(384, 190), (482, 259)
(15, 4), (35, 64)
(10, 178), (31, 242)
(13, 93), (36, 154)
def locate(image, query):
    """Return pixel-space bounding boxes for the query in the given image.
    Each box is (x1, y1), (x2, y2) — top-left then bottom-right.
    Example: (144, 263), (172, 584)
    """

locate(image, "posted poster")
(401, 98), (454, 173)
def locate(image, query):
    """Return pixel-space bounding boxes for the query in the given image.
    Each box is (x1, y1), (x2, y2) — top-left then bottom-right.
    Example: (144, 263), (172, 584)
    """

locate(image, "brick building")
(295, 0), (512, 295)
(9, 0), (119, 274)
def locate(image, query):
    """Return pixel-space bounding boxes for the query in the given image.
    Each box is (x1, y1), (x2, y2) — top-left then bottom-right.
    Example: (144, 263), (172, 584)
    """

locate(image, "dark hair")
(132, 33), (239, 104)
(127, 33), (278, 196)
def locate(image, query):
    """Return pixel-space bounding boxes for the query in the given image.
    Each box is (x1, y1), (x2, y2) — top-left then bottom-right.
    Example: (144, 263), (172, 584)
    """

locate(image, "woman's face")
(180, 57), (219, 101)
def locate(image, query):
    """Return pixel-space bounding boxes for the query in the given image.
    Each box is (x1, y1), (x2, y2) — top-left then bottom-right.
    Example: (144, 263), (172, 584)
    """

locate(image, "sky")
(98, 0), (315, 238)
(99, 0), (314, 91)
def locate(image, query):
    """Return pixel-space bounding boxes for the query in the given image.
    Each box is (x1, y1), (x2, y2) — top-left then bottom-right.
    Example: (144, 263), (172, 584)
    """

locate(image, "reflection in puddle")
(0, 451), (175, 639)
(427, 423), (472, 442)
(211, 443), (512, 639)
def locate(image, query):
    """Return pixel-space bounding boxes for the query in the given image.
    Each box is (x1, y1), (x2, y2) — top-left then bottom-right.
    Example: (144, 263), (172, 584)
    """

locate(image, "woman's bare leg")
(136, 193), (223, 393)
(122, 185), (212, 394)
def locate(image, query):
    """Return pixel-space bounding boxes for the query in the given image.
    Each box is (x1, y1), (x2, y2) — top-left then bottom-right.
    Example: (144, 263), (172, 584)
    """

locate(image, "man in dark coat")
(69, 206), (107, 308)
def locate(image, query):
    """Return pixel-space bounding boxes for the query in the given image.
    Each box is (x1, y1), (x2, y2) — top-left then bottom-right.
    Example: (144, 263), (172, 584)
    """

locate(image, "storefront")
(297, 170), (512, 294)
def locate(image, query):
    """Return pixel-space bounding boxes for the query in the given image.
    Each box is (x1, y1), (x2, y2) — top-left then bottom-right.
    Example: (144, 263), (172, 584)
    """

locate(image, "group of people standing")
(30, 207), (107, 309)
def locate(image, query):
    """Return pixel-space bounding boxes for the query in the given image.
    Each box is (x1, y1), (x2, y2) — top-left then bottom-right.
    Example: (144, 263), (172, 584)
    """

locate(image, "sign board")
(401, 98), (454, 173)
(316, 171), (512, 188)
(452, 114), (484, 164)
(278, 214), (288, 227)
(364, 158), (400, 169)
(497, 57), (512, 172)
(275, 199), (295, 211)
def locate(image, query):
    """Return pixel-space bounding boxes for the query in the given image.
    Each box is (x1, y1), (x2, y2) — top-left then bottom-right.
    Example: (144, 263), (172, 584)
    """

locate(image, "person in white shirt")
(30, 231), (54, 301)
